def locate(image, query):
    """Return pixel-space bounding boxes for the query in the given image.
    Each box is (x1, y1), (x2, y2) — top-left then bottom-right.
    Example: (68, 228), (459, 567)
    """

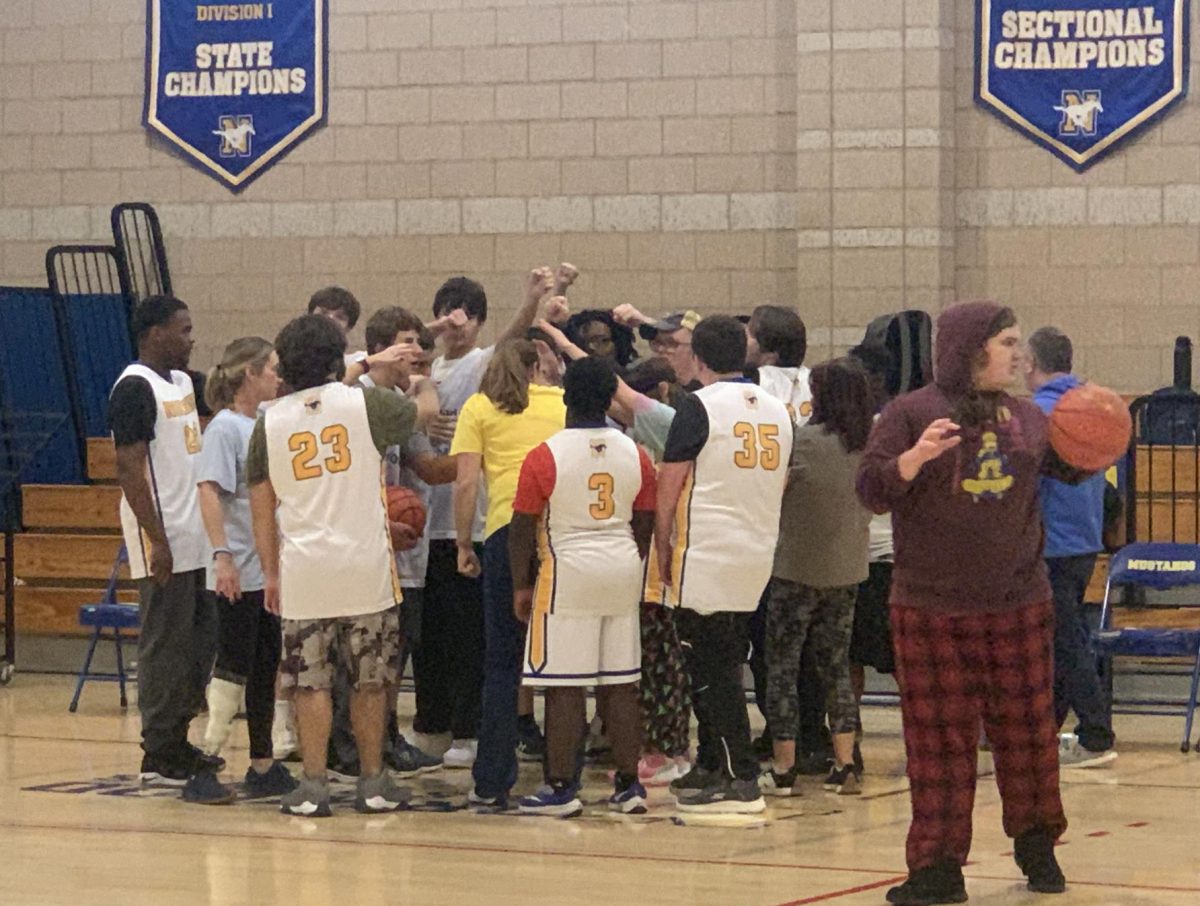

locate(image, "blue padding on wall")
(60, 292), (131, 437)
(0, 286), (84, 486)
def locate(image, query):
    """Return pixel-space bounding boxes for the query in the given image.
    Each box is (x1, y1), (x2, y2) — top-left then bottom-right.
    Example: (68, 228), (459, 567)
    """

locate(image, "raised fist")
(554, 262), (579, 294)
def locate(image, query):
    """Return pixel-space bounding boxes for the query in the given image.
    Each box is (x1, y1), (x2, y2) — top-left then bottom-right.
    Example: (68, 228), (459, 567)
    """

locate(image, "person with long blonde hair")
(185, 336), (296, 804)
(450, 339), (566, 808)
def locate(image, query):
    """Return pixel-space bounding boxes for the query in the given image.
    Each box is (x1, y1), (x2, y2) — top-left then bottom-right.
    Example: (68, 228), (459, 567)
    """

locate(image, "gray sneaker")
(1058, 733), (1118, 769)
(676, 777), (766, 814)
(355, 770), (411, 814)
(280, 775), (332, 818)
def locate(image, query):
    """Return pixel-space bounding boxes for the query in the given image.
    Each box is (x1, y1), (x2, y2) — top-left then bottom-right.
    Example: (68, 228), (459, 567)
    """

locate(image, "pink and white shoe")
(639, 754), (687, 787)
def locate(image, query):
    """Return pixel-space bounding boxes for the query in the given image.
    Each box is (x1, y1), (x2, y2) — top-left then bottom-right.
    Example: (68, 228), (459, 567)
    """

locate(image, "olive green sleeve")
(364, 387), (417, 455)
(246, 415), (270, 485)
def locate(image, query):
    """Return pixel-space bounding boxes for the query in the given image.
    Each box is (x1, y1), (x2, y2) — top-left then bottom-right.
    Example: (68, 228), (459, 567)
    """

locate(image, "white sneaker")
(410, 731), (452, 758)
(1059, 733), (1118, 769)
(443, 739), (478, 769)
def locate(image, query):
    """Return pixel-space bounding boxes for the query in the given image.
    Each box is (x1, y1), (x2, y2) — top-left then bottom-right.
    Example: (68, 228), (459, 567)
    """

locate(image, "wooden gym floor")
(1, 674), (1198, 906)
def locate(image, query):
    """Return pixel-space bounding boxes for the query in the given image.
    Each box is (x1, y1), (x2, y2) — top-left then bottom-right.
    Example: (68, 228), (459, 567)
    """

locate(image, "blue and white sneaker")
(518, 783), (582, 817)
(608, 780), (648, 814)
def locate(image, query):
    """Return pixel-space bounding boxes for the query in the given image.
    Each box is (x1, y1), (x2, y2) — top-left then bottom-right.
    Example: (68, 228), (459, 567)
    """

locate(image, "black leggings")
(213, 590), (281, 761)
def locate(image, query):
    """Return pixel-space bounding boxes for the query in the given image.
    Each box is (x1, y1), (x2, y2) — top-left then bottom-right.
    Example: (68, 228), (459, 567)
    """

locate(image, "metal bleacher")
(0, 203), (171, 680)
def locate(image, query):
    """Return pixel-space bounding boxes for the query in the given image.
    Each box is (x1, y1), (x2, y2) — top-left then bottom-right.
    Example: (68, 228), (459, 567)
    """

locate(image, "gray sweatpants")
(137, 568), (217, 758)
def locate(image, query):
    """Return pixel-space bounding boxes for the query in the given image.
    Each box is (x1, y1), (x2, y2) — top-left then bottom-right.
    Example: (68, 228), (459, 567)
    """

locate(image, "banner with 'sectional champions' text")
(143, 1), (327, 191)
(976, 1), (1189, 170)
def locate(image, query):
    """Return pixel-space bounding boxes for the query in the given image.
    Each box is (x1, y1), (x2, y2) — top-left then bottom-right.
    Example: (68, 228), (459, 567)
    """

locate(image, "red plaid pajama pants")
(891, 599), (1067, 872)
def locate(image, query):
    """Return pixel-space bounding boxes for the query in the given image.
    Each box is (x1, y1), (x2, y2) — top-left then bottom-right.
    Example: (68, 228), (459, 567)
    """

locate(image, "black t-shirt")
(662, 392), (709, 463)
(108, 376), (157, 447)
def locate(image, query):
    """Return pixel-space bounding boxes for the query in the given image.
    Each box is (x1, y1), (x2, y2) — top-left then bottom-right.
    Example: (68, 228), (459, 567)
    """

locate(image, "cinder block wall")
(1, 0), (1196, 391)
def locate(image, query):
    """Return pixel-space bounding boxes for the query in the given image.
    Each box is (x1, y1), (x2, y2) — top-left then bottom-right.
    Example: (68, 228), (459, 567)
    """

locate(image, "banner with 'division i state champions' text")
(976, 1), (1189, 170)
(144, 1), (327, 191)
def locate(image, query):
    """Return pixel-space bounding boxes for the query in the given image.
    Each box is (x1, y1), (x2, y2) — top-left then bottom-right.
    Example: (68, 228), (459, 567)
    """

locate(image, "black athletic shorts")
(849, 561), (895, 674)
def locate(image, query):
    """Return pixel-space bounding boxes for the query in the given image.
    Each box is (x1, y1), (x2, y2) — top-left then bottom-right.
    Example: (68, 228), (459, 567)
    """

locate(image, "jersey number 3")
(733, 422), (781, 470)
(588, 472), (615, 520)
(289, 425), (352, 481)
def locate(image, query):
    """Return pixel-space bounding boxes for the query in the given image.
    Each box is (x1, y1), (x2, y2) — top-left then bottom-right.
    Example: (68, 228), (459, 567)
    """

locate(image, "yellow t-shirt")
(450, 384), (566, 539)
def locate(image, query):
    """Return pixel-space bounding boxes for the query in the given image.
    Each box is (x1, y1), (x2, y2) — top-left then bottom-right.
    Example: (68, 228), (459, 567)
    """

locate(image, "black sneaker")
(244, 762), (299, 799)
(823, 764), (862, 795)
(669, 764), (720, 798)
(140, 751), (190, 787)
(387, 739), (443, 777)
(327, 760), (361, 784)
(181, 768), (235, 805)
(517, 719), (546, 763)
(179, 741), (225, 774)
(1014, 828), (1066, 894)
(886, 863), (968, 905)
(757, 767), (799, 797)
(675, 778), (765, 814)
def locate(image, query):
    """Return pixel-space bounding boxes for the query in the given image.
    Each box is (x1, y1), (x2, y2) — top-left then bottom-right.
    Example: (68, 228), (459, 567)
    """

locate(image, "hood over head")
(934, 301), (1010, 396)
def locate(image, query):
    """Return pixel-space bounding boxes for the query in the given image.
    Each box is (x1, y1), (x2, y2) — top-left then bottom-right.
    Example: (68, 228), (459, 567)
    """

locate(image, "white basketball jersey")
(532, 427), (646, 618)
(759, 365), (813, 427)
(114, 364), (206, 580)
(264, 382), (399, 620)
(667, 382), (792, 613)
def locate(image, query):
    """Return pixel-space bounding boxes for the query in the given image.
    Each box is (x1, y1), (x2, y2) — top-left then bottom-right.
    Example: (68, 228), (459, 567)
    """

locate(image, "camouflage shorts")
(280, 608), (401, 692)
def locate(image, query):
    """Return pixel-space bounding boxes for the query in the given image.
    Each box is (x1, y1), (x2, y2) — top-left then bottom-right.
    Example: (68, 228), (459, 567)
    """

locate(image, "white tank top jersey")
(263, 382), (399, 621)
(667, 382), (792, 614)
(531, 428), (648, 618)
(114, 364), (207, 580)
(758, 364), (813, 427)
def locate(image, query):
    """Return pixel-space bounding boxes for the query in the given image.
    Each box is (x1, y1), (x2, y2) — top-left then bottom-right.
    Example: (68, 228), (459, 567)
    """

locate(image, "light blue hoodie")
(1034, 374), (1106, 558)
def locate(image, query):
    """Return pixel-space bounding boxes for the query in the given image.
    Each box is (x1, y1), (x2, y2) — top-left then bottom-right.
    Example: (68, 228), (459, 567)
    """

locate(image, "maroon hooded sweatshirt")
(856, 302), (1052, 614)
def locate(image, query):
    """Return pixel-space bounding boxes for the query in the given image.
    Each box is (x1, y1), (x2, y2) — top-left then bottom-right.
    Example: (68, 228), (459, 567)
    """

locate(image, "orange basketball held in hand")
(1048, 383), (1132, 471)
(386, 486), (427, 538)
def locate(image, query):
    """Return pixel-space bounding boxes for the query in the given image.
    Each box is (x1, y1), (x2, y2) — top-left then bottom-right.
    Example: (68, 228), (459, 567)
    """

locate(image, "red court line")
(769, 875), (906, 906)
(7, 819), (1199, 897)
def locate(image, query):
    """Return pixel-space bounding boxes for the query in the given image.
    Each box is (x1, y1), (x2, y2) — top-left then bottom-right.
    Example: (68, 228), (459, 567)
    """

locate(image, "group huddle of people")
(109, 262), (1117, 904)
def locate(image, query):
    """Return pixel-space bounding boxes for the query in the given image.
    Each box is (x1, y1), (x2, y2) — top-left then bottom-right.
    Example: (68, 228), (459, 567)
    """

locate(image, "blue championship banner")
(976, 1), (1189, 170)
(143, 1), (327, 191)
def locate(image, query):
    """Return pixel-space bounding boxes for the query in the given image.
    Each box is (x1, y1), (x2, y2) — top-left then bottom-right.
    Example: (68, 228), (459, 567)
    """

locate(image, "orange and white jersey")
(513, 426), (656, 618)
(666, 382), (791, 613)
(264, 382), (399, 621)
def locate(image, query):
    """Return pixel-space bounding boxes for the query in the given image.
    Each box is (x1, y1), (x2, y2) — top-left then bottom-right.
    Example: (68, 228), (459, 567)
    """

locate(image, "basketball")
(386, 486), (427, 537)
(1048, 383), (1132, 471)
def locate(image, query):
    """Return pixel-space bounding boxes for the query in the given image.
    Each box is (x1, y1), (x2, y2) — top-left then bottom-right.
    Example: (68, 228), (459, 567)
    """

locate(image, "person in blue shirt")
(1025, 327), (1117, 768)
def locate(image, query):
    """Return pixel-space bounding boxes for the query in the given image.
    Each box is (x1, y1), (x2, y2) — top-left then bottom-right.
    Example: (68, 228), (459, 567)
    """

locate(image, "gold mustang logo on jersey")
(184, 422), (202, 454)
(162, 393), (197, 418)
(785, 400), (813, 424)
(961, 432), (1013, 501)
(589, 441), (607, 458)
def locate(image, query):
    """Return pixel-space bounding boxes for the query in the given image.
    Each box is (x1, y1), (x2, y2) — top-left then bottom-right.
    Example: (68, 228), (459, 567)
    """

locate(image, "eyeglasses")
(650, 337), (691, 353)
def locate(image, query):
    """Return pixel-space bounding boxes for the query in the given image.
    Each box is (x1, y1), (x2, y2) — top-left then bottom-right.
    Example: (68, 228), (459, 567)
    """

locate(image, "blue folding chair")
(69, 546), (137, 713)
(1093, 542), (1200, 752)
